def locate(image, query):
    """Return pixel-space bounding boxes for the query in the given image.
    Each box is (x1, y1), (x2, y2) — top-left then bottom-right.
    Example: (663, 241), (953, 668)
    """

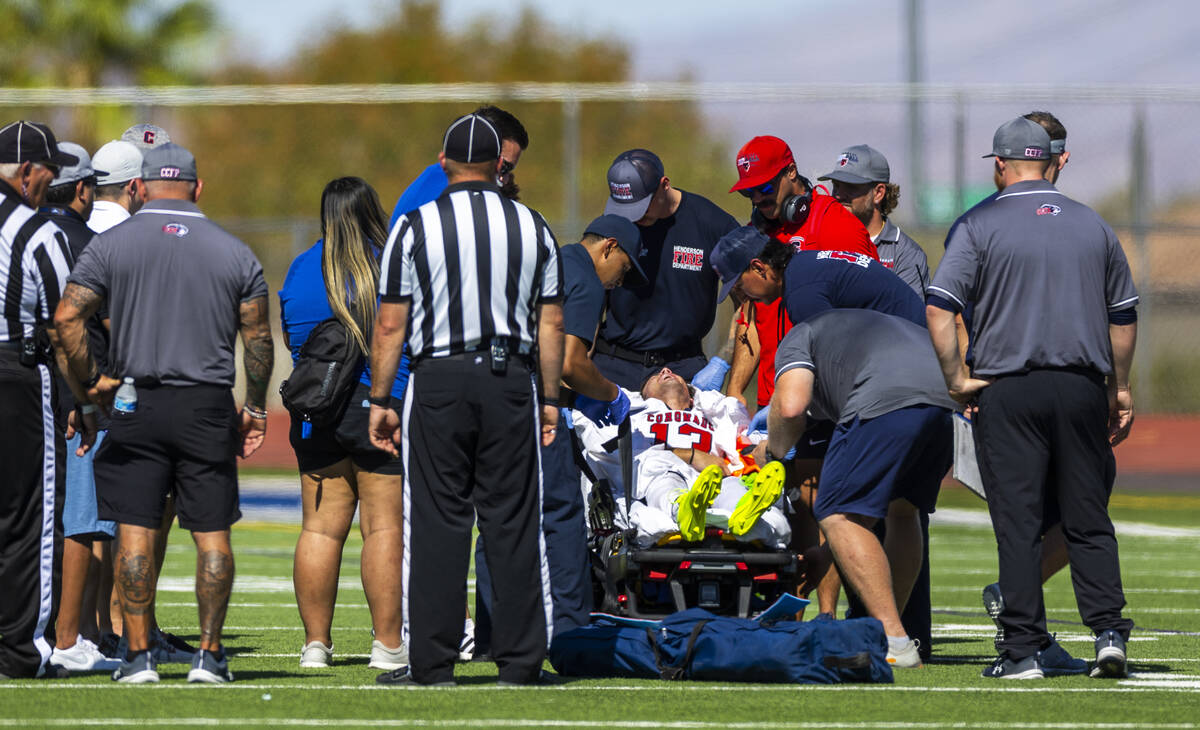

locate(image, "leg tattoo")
(196, 549), (235, 648)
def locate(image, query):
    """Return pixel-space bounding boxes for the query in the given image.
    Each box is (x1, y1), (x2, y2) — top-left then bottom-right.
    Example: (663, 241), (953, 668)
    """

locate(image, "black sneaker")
(375, 667), (455, 687)
(187, 648), (233, 684)
(982, 582), (1005, 646)
(1038, 638), (1088, 677)
(97, 632), (122, 659)
(1090, 630), (1128, 678)
(981, 654), (1043, 680)
(112, 650), (159, 684)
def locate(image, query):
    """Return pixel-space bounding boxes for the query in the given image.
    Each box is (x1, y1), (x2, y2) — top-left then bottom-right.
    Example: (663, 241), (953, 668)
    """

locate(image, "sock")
(887, 635), (912, 652)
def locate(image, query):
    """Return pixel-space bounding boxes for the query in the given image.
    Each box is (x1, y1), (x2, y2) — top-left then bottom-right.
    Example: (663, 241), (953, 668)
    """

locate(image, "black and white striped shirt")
(380, 180), (562, 359)
(0, 180), (72, 342)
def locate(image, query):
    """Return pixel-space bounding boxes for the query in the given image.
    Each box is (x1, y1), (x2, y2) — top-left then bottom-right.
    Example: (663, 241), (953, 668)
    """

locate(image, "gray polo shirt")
(874, 219), (929, 297)
(928, 180), (1138, 378)
(70, 198), (268, 387)
(775, 308), (956, 424)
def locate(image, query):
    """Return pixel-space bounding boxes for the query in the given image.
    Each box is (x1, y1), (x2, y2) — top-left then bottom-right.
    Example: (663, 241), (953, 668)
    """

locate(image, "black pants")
(0, 353), (63, 678)
(974, 369), (1134, 659)
(474, 411), (592, 653)
(593, 351), (707, 391)
(403, 355), (549, 684)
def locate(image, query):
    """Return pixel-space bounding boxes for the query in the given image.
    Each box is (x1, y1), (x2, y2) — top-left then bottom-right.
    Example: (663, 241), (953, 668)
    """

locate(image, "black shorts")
(288, 381), (404, 476)
(95, 385), (240, 532)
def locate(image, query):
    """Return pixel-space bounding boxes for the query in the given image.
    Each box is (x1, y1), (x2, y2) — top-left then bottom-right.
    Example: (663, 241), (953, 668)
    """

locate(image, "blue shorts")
(64, 431), (116, 539)
(814, 405), (953, 522)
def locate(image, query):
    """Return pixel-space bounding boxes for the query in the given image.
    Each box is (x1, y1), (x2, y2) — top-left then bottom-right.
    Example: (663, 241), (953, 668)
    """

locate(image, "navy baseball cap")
(711, 225), (771, 303)
(983, 117), (1052, 160)
(584, 213), (647, 287)
(604, 149), (665, 222)
(443, 113), (501, 163)
(818, 144), (890, 184)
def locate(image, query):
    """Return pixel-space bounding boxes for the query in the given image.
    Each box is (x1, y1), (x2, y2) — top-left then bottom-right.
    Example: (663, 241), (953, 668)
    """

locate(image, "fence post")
(906, 0), (924, 224)
(562, 95), (582, 242)
(954, 92), (966, 216)
(1131, 104), (1153, 410)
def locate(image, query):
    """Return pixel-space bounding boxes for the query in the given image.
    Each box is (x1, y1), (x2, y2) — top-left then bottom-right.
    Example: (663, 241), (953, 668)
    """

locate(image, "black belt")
(413, 341), (534, 368)
(593, 338), (703, 369)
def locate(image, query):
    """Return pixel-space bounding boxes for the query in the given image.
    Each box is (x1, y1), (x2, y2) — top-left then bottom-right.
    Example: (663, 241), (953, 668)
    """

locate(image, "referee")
(927, 116), (1137, 680)
(0, 120), (89, 680)
(368, 113), (564, 687)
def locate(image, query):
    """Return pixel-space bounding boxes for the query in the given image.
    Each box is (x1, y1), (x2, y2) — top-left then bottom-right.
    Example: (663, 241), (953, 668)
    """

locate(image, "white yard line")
(0, 721), (1198, 729)
(932, 509), (1200, 539)
(2, 684), (1198, 694)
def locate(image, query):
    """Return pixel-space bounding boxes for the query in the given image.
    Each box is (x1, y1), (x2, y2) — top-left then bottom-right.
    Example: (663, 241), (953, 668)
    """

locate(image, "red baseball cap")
(729, 136), (794, 193)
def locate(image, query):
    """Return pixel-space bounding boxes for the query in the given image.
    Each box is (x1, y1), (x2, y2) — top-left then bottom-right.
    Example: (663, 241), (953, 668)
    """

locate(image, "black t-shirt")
(41, 206), (110, 426)
(598, 190), (737, 352)
(560, 243), (605, 345)
(783, 250), (926, 328)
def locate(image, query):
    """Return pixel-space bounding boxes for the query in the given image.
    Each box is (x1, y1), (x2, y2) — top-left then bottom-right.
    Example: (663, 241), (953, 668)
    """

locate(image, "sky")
(205, 0), (1200, 215)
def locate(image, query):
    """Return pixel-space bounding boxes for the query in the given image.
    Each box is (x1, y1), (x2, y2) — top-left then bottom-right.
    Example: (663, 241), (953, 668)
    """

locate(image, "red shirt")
(751, 194), (878, 405)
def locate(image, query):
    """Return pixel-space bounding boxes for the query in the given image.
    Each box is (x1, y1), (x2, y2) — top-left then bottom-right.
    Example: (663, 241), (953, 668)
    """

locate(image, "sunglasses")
(499, 159), (515, 179)
(37, 161), (61, 177)
(738, 169), (784, 198)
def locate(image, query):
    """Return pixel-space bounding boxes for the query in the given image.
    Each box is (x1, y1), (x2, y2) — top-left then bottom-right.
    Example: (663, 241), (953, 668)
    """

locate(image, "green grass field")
(3, 482), (1199, 729)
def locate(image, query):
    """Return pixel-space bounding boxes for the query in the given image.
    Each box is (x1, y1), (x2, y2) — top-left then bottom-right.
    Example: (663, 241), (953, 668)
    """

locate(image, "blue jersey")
(560, 243), (605, 345)
(278, 240), (410, 399)
(782, 249), (925, 327)
(597, 191), (738, 352)
(389, 162), (448, 229)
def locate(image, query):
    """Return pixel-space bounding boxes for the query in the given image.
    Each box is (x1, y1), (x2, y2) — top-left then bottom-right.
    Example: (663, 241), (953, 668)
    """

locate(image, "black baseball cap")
(443, 113), (501, 164)
(0, 121), (80, 167)
(604, 149), (665, 222)
(711, 225), (771, 303)
(584, 214), (648, 287)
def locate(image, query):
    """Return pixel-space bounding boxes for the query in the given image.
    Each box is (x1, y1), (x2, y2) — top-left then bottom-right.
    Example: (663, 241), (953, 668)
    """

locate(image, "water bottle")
(113, 377), (138, 414)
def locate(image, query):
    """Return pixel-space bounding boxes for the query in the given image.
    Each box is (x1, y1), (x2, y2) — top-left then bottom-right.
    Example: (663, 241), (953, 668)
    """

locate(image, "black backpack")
(279, 317), (365, 427)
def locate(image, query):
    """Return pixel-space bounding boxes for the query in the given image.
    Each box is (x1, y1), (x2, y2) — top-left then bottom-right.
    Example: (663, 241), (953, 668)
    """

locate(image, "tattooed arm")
(237, 295), (274, 458)
(53, 283), (116, 425)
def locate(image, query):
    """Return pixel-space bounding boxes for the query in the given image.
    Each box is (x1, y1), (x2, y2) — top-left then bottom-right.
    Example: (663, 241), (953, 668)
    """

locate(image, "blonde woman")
(279, 177), (408, 670)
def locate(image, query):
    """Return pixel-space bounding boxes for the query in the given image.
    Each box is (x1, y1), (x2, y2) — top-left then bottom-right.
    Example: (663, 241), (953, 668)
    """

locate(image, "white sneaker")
(50, 637), (121, 672)
(886, 638), (923, 668)
(459, 618), (475, 662)
(299, 640), (333, 668)
(369, 640), (408, 670)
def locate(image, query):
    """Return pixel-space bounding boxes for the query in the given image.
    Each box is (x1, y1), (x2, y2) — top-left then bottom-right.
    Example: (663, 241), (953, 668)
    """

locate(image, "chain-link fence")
(4, 82), (1198, 412)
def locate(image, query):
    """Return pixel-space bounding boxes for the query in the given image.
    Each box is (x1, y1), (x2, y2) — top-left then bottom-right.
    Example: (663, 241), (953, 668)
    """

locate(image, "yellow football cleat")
(675, 465), (723, 542)
(729, 460), (785, 536)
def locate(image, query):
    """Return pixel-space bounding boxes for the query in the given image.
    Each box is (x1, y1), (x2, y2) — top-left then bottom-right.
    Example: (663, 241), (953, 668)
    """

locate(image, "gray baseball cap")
(983, 117), (1052, 160)
(122, 123), (171, 150)
(604, 149), (664, 222)
(818, 144), (890, 184)
(51, 142), (107, 185)
(141, 142), (197, 181)
(584, 213), (647, 287)
(92, 140), (143, 186)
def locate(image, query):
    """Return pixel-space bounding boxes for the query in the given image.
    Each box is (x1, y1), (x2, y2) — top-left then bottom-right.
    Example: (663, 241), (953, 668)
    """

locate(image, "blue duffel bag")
(549, 608), (893, 684)
(548, 616), (660, 679)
